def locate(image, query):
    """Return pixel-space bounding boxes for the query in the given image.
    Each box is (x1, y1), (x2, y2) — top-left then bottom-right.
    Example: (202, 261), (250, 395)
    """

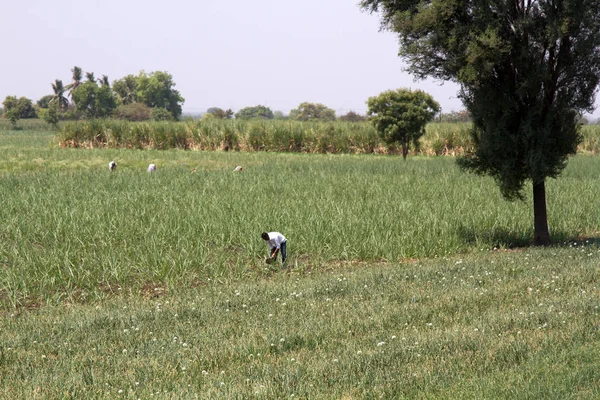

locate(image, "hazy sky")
(2, 0), (598, 118)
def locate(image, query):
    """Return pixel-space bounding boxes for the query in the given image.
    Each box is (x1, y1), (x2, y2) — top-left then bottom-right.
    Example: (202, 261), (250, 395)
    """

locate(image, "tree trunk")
(402, 143), (408, 160)
(533, 180), (550, 246)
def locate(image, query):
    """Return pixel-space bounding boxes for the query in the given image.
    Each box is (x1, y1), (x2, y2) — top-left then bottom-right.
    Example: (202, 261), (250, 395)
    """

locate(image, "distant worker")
(261, 232), (287, 265)
(109, 161), (117, 171)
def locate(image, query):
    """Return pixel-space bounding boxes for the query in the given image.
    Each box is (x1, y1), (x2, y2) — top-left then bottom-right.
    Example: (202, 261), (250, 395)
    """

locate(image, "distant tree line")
(2, 66), (185, 127)
(202, 103), (367, 122)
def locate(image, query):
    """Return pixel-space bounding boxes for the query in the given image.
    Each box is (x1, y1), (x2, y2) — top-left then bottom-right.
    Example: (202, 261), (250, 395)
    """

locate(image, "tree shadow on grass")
(457, 226), (600, 249)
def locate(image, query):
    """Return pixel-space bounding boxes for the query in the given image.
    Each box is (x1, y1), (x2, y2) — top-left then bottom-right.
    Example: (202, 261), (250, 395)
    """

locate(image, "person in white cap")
(261, 232), (287, 265)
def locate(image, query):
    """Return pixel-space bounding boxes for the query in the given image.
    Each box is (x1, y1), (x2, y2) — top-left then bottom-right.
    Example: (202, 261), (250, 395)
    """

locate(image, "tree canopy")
(235, 105), (274, 120)
(112, 71), (184, 120)
(361, 0), (600, 244)
(289, 102), (336, 121)
(2, 96), (36, 119)
(206, 107), (234, 119)
(367, 89), (440, 159)
(72, 80), (116, 118)
(136, 71), (185, 120)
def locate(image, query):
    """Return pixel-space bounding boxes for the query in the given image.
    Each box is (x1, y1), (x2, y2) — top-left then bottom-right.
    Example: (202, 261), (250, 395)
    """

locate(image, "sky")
(1, 0), (598, 118)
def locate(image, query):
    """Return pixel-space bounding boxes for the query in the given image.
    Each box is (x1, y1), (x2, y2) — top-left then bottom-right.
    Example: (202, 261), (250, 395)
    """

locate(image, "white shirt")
(266, 232), (286, 250)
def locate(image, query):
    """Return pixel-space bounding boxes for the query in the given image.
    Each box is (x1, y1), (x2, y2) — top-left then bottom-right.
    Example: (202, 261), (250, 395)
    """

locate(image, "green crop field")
(1, 125), (599, 398)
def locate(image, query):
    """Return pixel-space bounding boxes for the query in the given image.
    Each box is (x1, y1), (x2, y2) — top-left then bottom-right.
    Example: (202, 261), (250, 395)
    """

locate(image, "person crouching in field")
(262, 232), (287, 266)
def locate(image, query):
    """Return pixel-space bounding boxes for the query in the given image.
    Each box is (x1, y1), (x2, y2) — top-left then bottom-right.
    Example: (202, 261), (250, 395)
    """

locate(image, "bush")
(42, 103), (60, 128)
(114, 102), (152, 121)
(152, 107), (174, 121)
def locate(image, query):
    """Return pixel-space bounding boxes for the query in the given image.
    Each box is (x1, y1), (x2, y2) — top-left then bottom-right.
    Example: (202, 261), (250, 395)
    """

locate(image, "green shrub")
(152, 107), (174, 121)
(114, 102), (152, 121)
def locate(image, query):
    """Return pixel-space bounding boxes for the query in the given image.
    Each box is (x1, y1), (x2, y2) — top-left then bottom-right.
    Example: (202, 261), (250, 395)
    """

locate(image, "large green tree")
(112, 74), (138, 105)
(72, 80), (116, 118)
(136, 71), (185, 120)
(289, 102), (336, 121)
(367, 89), (440, 160)
(361, 0), (600, 245)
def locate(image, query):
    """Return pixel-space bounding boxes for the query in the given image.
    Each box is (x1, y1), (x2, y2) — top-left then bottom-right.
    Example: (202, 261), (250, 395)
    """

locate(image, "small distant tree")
(235, 105), (274, 120)
(289, 102), (336, 121)
(16, 97), (36, 118)
(5, 108), (20, 129)
(339, 111), (366, 122)
(2, 96), (18, 113)
(367, 89), (440, 160)
(42, 103), (60, 128)
(206, 107), (233, 119)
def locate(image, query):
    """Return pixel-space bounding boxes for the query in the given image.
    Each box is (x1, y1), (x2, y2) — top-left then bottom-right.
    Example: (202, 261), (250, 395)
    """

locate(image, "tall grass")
(1, 127), (600, 398)
(56, 119), (600, 155)
(2, 129), (600, 307)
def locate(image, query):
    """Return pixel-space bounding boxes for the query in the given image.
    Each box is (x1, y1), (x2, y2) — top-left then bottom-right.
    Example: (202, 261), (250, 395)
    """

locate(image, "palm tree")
(50, 79), (69, 112)
(98, 75), (110, 87)
(67, 66), (83, 100)
(86, 72), (96, 83)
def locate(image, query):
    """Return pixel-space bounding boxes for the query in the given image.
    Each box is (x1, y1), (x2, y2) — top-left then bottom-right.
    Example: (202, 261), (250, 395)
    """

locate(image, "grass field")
(1, 126), (599, 398)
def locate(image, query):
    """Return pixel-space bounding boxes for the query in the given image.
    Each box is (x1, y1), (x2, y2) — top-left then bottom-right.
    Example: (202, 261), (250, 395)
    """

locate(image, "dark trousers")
(272, 241), (287, 263)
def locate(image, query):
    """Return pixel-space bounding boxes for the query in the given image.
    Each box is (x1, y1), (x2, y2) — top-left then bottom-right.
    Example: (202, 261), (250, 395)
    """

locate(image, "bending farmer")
(261, 232), (287, 265)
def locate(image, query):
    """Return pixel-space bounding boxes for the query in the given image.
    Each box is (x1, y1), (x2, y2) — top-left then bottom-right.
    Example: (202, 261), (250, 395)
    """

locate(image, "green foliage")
(3, 96), (37, 119)
(339, 111), (366, 122)
(2, 95), (18, 112)
(42, 103), (60, 128)
(235, 105), (274, 120)
(114, 102), (152, 121)
(112, 74), (138, 104)
(72, 81), (117, 118)
(367, 89), (440, 159)
(206, 107), (233, 119)
(136, 71), (185, 120)
(289, 102), (336, 121)
(16, 97), (36, 118)
(151, 107), (174, 121)
(50, 79), (69, 112)
(36, 95), (54, 109)
(66, 66), (83, 100)
(361, 0), (600, 244)
(4, 108), (20, 128)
